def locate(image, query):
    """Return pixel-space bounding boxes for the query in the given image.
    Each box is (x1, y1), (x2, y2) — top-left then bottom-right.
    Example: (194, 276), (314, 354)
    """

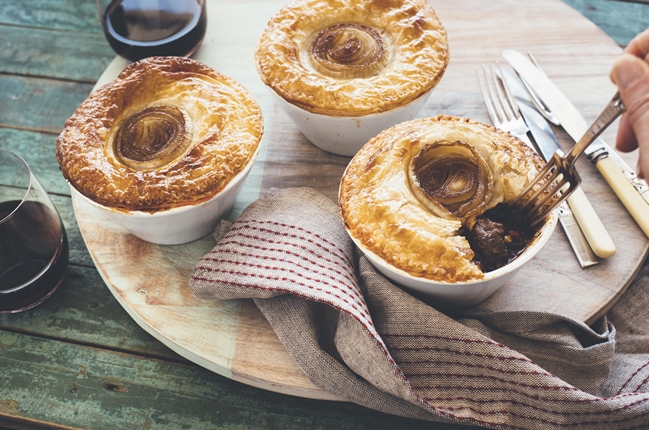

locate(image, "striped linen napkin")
(190, 187), (649, 429)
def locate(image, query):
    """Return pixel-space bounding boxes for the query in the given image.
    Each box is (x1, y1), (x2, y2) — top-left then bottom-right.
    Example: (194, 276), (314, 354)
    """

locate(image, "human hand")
(610, 28), (649, 179)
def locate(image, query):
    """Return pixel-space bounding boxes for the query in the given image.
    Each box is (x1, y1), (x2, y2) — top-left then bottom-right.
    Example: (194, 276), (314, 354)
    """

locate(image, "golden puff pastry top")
(255, 0), (449, 117)
(339, 116), (544, 282)
(56, 56), (263, 212)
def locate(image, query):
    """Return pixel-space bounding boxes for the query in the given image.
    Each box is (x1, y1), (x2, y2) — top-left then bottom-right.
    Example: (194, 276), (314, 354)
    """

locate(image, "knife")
(504, 49), (649, 239)
(521, 105), (607, 264)
(502, 70), (615, 260)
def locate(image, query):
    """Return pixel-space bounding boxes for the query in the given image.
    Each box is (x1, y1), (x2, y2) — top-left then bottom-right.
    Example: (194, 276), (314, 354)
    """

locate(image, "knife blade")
(504, 49), (649, 239)
(501, 70), (609, 263)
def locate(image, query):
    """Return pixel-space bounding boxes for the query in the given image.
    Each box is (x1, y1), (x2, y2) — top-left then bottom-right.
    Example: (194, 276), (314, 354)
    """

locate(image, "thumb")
(610, 54), (649, 164)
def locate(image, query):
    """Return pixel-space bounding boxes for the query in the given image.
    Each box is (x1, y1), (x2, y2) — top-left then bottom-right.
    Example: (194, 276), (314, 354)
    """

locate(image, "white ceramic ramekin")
(347, 211), (558, 309)
(71, 146), (260, 245)
(268, 86), (434, 157)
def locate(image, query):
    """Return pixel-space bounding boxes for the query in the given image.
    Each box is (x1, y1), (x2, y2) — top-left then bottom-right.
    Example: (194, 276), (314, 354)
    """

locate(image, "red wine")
(0, 200), (69, 313)
(103, 0), (207, 62)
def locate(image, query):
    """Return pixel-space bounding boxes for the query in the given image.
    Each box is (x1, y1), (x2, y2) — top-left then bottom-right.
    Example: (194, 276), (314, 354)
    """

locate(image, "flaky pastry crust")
(255, 0), (449, 117)
(339, 116), (544, 282)
(56, 57), (263, 212)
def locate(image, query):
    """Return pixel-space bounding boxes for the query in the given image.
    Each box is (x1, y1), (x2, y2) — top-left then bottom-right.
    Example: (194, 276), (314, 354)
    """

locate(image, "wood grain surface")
(0, 1), (646, 429)
(69, 0), (649, 402)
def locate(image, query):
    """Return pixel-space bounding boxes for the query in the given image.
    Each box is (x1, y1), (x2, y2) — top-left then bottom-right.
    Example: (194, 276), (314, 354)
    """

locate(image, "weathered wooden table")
(0, 1), (647, 429)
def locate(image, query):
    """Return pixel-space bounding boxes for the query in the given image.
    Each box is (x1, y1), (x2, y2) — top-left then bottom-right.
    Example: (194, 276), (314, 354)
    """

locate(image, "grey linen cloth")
(190, 187), (649, 429)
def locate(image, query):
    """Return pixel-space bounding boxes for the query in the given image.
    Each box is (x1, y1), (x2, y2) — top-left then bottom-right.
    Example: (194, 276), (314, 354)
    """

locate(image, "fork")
(477, 63), (535, 150)
(477, 63), (616, 263)
(513, 92), (625, 226)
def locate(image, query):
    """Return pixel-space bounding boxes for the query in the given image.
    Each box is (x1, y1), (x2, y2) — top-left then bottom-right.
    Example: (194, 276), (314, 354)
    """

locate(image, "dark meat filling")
(464, 204), (540, 273)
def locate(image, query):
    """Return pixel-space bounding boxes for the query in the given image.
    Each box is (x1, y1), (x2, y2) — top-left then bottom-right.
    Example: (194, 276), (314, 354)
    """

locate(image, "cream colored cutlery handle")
(596, 156), (649, 239)
(565, 187), (616, 258)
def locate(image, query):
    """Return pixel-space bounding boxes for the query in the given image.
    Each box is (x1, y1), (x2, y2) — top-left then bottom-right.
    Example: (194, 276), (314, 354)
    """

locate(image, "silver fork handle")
(565, 92), (625, 166)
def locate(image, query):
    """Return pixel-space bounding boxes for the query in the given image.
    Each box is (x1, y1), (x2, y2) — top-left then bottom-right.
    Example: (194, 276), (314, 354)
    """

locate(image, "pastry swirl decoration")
(255, 0), (449, 117)
(113, 105), (191, 171)
(309, 24), (388, 79)
(55, 57), (263, 212)
(339, 116), (544, 283)
(409, 141), (493, 223)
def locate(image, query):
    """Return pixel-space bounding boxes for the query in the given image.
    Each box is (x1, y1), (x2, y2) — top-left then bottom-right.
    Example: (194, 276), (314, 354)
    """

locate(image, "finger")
(624, 28), (649, 60)
(638, 151), (648, 179)
(611, 54), (649, 176)
(615, 113), (639, 153)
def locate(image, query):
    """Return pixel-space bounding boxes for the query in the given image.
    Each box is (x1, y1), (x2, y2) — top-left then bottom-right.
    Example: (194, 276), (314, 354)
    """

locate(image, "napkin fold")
(190, 188), (649, 429)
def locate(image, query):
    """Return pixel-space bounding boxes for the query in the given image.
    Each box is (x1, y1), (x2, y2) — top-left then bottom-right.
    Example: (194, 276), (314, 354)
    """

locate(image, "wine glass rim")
(0, 149), (33, 225)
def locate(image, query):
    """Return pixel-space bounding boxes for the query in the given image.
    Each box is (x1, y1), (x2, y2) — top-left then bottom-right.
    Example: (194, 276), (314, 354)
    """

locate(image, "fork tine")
(530, 205), (558, 226)
(484, 65), (507, 125)
(528, 176), (568, 214)
(530, 185), (574, 221)
(495, 64), (522, 121)
(517, 163), (582, 226)
(476, 66), (499, 126)
(516, 169), (564, 213)
(513, 161), (557, 205)
(531, 176), (582, 225)
(491, 63), (517, 122)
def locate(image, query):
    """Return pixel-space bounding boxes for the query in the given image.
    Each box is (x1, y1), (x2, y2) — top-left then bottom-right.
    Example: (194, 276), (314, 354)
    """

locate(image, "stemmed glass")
(96, 0), (207, 62)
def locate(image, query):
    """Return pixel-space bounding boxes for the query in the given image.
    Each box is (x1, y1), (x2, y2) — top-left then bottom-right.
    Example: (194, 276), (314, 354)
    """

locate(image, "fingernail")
(614, 58), (645, 90)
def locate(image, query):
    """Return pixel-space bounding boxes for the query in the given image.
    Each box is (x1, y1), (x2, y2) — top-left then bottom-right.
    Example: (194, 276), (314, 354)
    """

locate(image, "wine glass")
(0, 150), (69, 313)
(96, 0), (207, 62)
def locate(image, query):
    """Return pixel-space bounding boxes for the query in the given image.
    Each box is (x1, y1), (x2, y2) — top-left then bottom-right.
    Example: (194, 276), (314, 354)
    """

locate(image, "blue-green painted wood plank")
(0, 75), (94, 135)
(0, 0), (102, 33)
(0, 330), (477, 430)
(0, 129), (70, 195)
(0, 26), (114, 83)
(563, 0), (649, 46)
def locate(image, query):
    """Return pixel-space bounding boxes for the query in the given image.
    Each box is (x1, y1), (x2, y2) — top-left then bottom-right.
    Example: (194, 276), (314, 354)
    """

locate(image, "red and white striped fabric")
(190, 188), (649, 429)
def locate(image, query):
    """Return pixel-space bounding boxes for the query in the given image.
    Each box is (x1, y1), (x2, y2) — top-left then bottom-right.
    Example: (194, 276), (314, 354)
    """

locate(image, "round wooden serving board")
(74, 0), (649, 400)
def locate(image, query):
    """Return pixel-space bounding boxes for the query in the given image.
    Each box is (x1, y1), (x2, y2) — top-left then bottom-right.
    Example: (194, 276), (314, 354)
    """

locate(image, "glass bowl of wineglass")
(96, 0), (207, 62)
(0, 149), (69, 314)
